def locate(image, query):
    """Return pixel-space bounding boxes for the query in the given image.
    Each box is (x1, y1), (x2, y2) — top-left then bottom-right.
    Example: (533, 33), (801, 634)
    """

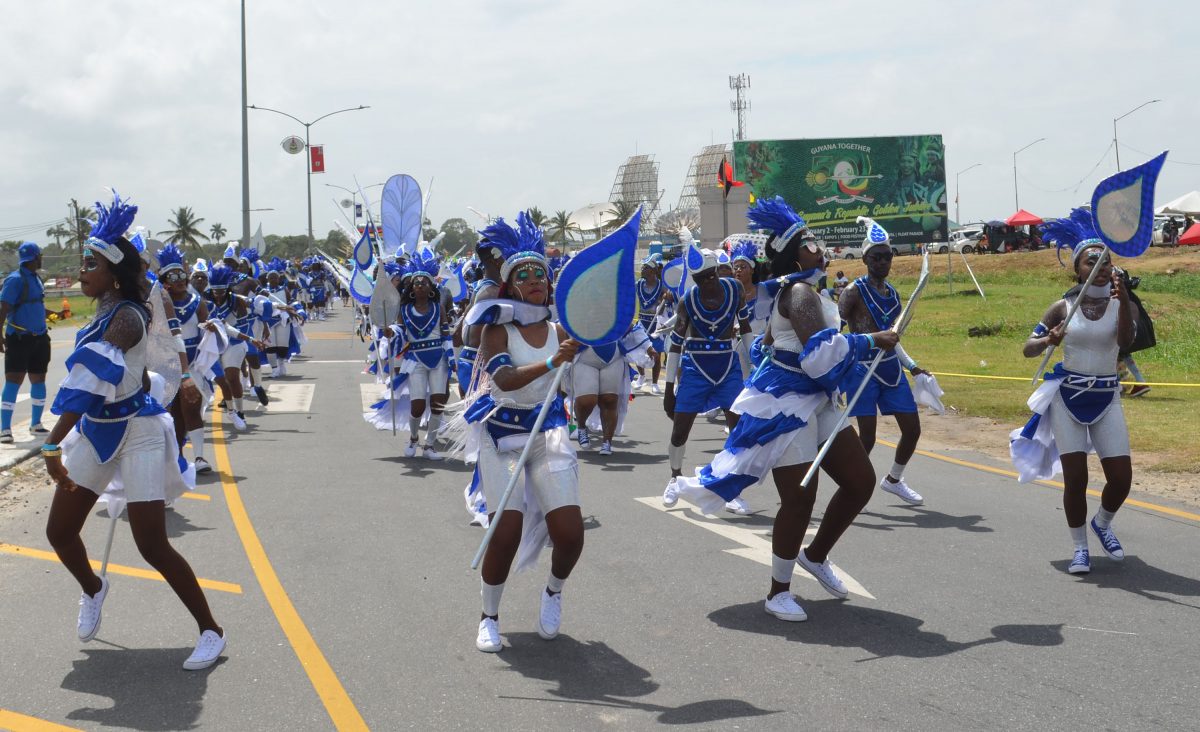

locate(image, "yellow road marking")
(0, 708), (83, 731)
(181, 491), (211, 501)
(0, 543), (242, 594)
(211, 414), (368, 730)
(877, 439), (1200, 523)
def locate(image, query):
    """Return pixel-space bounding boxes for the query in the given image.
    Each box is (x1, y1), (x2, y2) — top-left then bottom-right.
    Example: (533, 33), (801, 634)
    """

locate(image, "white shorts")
(776, 400), (854, 468)
(571, 349), (626, 396)
(1048, 392), (1130, 459)
(269, 322), (291, 350)
(478, 433), (579, 515)
(220, 341), (248, 370)
(64, 415), (173, 501)
(405, 360), (449, 399)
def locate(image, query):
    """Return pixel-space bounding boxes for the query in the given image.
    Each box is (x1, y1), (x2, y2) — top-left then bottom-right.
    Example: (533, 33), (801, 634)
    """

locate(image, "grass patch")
(836, 248), (1200, 471)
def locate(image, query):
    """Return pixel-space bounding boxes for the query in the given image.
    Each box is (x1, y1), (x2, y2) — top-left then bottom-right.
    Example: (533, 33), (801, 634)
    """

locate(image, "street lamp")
(955, 163), (982, 225)
(1012, 138), (1046, 211)
(1113, 99), (1162, 171)
(325, 182), (383, 227)
(248, 104), (370, 245)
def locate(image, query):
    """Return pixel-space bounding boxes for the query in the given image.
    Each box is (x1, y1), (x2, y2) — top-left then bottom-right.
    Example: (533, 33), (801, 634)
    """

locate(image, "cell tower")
(730, 73), (750, 141)
(608, 154), (663, 235)
(677, 143), (731, 212)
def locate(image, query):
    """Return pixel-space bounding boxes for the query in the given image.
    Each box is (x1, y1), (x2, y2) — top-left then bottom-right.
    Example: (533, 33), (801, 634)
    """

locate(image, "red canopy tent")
(1178, 222), (1200, 246)
(1005, 209), (1044, 227)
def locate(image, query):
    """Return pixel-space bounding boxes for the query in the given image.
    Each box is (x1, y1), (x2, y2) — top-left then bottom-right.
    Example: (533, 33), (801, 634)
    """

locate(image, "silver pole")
(305, 124), (314, 246)
(240, 0), (251, 247)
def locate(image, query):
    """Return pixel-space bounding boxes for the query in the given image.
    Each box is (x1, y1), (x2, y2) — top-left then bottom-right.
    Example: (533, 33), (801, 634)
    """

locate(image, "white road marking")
(634, 496), (875, 600)
(302, 360), (365, 364)
(262, 383), (315, 413)
(1066, 626), (1138, 636)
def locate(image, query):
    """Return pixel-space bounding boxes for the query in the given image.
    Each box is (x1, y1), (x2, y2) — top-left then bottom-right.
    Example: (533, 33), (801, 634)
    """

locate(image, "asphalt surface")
(2, 307), (1200, 731)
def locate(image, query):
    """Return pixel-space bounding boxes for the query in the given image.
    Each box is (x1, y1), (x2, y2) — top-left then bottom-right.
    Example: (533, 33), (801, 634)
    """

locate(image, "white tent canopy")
(1156, 191), (1200, 215)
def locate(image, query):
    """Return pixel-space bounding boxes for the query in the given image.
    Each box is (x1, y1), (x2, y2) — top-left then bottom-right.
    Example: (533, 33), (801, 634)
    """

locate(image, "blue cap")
(18, 242), (40, 264)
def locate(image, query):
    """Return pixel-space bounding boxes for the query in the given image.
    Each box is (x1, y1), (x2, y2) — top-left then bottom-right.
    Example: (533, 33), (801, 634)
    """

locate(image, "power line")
(1018, 142), (1114, 195)
(1119, 142), (1200, 167)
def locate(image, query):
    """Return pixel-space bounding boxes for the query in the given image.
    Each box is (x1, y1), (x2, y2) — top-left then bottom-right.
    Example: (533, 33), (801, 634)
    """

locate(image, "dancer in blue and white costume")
(263, 258), (301, 378)
(633, 255), (666, 394)
(204, 264), (267, 431)
(726, 236), (772, 378)
(838, 217), (931, 506)
(661, 247), (751, 515)
(666, 196), (897, 622)
(452, 211), (583, 653)
(396, 251), (452, 459)
(569, 321), (653, 456)
(41, 192), (225, 669)
(1012, 209), (1137, 575)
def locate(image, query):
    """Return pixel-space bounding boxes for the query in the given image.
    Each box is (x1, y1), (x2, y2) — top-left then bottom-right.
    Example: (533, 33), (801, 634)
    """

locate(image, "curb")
(0, 446), (41, 472)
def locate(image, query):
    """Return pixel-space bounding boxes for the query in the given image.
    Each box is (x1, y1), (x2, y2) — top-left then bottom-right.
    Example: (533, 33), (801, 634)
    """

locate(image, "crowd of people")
(21, 187), (1147, 667)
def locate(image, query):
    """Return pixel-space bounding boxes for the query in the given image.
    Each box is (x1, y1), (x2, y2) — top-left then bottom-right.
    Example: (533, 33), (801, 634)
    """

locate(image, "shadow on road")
(854, 507), (993, 533)
(708, 601), (1063, 660)
(1049, 555), (1200, 609)
(61, 646), (220, 730)
(497, 633), (776, 725)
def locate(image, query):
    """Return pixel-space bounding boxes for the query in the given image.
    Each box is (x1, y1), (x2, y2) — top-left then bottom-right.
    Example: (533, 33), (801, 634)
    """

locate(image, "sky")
(2, 0), (1198, 245)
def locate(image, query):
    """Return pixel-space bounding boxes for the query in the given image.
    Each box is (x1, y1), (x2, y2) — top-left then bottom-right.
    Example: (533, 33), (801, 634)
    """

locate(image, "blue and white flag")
(1091, 151), (1167, 258)
(555, 208), (640, 346)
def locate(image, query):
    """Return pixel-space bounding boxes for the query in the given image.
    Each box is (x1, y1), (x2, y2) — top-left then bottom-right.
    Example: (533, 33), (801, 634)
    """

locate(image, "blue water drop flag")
(556, 209), (640, 346)
(1090, 151), (1168, 258)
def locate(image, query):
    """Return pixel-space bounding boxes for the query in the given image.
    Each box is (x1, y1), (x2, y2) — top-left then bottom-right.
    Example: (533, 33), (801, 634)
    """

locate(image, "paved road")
(3, 307), (1200, 731)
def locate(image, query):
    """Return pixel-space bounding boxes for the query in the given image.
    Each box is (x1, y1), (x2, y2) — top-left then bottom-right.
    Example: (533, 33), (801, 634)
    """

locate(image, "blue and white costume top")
(397, 300), (449, 370)
(171, 291), (204, 364)
(671, 278), (745, 413)
(850, 276), (903, 387)
(457, 279), (501, 389)
(675, 275), (875, 514)
(636, 277), (665, 349)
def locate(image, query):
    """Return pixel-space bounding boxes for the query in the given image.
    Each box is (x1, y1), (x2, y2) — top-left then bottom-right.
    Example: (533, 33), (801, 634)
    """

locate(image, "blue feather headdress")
(479, 210), (547, 281)
(155, 243), (186, 274)
(87, 191), (138, 264)
(1040, 208), (1104, 267)
(383, 262), (403, 280)
(208, 264), (235, 290)
(402, 248), (440, 282)
(729, 239), (759, 264)
(746, 196), (817, 254)
(265, 256), (287, 274)
(240, 248), (260, 267)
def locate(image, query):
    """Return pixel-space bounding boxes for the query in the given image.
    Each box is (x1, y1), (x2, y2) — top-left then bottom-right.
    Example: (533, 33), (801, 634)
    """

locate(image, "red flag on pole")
(310, 145), (325, 174)
(716, 156), (744, 199)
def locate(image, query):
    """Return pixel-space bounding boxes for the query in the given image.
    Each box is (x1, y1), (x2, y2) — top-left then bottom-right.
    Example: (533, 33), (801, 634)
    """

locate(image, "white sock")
(1069, 524), (1088, 551)
(668, 443), (686, 472)
(266, 354), (279, 370)
(189, 429), (206, 462)
(249, 367), (261, 387)
(425, 414), (442, 444)
(481, 580), (505, 617)
(547, 573), (566, 594)
(1094, 507), (1116, 530)
(233, 397), (244, 413)
(278, 360), (288, 376)
(771, 554), (794, 584)
(888, 462), (906, 481)
(409, 416), (421, 436)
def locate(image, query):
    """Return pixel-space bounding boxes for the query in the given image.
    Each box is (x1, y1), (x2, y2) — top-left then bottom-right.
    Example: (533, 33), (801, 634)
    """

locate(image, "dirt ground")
(876, 409), (1200, 507)
(0, 462), (51, 522)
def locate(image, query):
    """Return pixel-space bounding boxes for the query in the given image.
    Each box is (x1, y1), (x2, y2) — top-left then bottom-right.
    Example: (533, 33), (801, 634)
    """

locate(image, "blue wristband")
(546, 356), (556, 370)
(866, 333), (875, 349)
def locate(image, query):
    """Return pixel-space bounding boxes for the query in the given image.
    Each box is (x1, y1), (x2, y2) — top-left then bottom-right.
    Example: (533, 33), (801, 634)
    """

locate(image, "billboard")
(733, 134), (948, 247)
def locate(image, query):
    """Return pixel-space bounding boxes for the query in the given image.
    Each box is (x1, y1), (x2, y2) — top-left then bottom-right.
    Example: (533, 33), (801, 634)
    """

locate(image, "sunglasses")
(515, 267), (547, 282)
(162, 270), (188, 284)
(867, 251), (894, 262)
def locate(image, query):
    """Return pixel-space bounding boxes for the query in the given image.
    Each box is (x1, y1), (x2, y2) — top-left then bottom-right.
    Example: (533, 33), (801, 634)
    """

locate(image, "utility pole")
(240, 0), (251, 247)
(729, 74), (750, 141)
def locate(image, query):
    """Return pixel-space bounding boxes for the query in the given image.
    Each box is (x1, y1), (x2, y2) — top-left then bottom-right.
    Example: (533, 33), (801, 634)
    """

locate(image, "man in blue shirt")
(0, 242), (50, 441)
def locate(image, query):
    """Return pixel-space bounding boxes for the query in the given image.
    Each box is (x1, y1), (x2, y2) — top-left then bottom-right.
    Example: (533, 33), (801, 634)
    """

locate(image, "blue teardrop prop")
(381, 174), (423, 257)
(352, 228), (374, 270)
(685, 242), (705, 271)
(350, 266), (374, 304)
(661, 257), (685, 297)
(556, 208), (641, 346)
(1090, 151), (1168, 258)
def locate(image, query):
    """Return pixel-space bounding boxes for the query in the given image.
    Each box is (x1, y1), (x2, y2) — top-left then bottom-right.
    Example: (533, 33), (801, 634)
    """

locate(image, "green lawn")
(851, 249), (1200, 472)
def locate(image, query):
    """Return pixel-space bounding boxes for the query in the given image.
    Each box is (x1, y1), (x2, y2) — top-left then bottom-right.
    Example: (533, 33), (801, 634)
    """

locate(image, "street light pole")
(1113, 99), (1161, 172)
(955, 162), (982, 225)
(248, 104), (370, 246)
(325, 182), (383, 230)
(1012, 138), (1046, 212)
(240, 0), (251, 247)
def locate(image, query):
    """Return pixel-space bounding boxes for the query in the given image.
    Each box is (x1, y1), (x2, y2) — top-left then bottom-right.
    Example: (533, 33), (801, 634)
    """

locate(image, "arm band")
(665, 351), (681, 384)
(1031, 323), (1048, 338)
(484, 353), (513, 376)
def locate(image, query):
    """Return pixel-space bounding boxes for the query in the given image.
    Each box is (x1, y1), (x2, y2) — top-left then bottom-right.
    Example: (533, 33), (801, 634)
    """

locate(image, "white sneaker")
(194, 457), (212, 474)
(662, 478), (681, 507)
(0, 429), (12, 444)
(796, 550), (849, 599)
(725, 497), (750, 515)
(476, 618), (502, 653)
(538, 590), (562, 640)
(423, 445), (443, 461)
(77, 576), (109, 642)
(230, 412), (247, 431)
(649, 383), (662, 396)
(598, 441), (613, 456)
(183, 629), (226, 670)
(404, 442), (417, 458)
(764, 592), (808, 622)
(633, 375), (645, 390)
(880, 476), (924, 505)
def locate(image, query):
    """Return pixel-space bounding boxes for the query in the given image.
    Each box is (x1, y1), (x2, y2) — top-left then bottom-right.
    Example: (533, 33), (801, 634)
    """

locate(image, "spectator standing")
(0, 242), (51, 441)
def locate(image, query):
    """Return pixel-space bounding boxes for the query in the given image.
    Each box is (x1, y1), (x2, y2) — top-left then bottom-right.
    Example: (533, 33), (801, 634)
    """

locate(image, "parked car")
(830, 244), (864, 259)
(931, 229), (981, 254)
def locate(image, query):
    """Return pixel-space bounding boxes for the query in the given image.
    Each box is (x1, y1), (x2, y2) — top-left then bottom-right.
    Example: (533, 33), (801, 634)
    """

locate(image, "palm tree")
(45, 224), (70, 247)
(547, 210), (580, 247)
(604, 199), (639, 232)
(65, 200), (96, 251)
(158, 207), (210, 252)
(209, 222), (227, 242)
(527, 207), (548, 230)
